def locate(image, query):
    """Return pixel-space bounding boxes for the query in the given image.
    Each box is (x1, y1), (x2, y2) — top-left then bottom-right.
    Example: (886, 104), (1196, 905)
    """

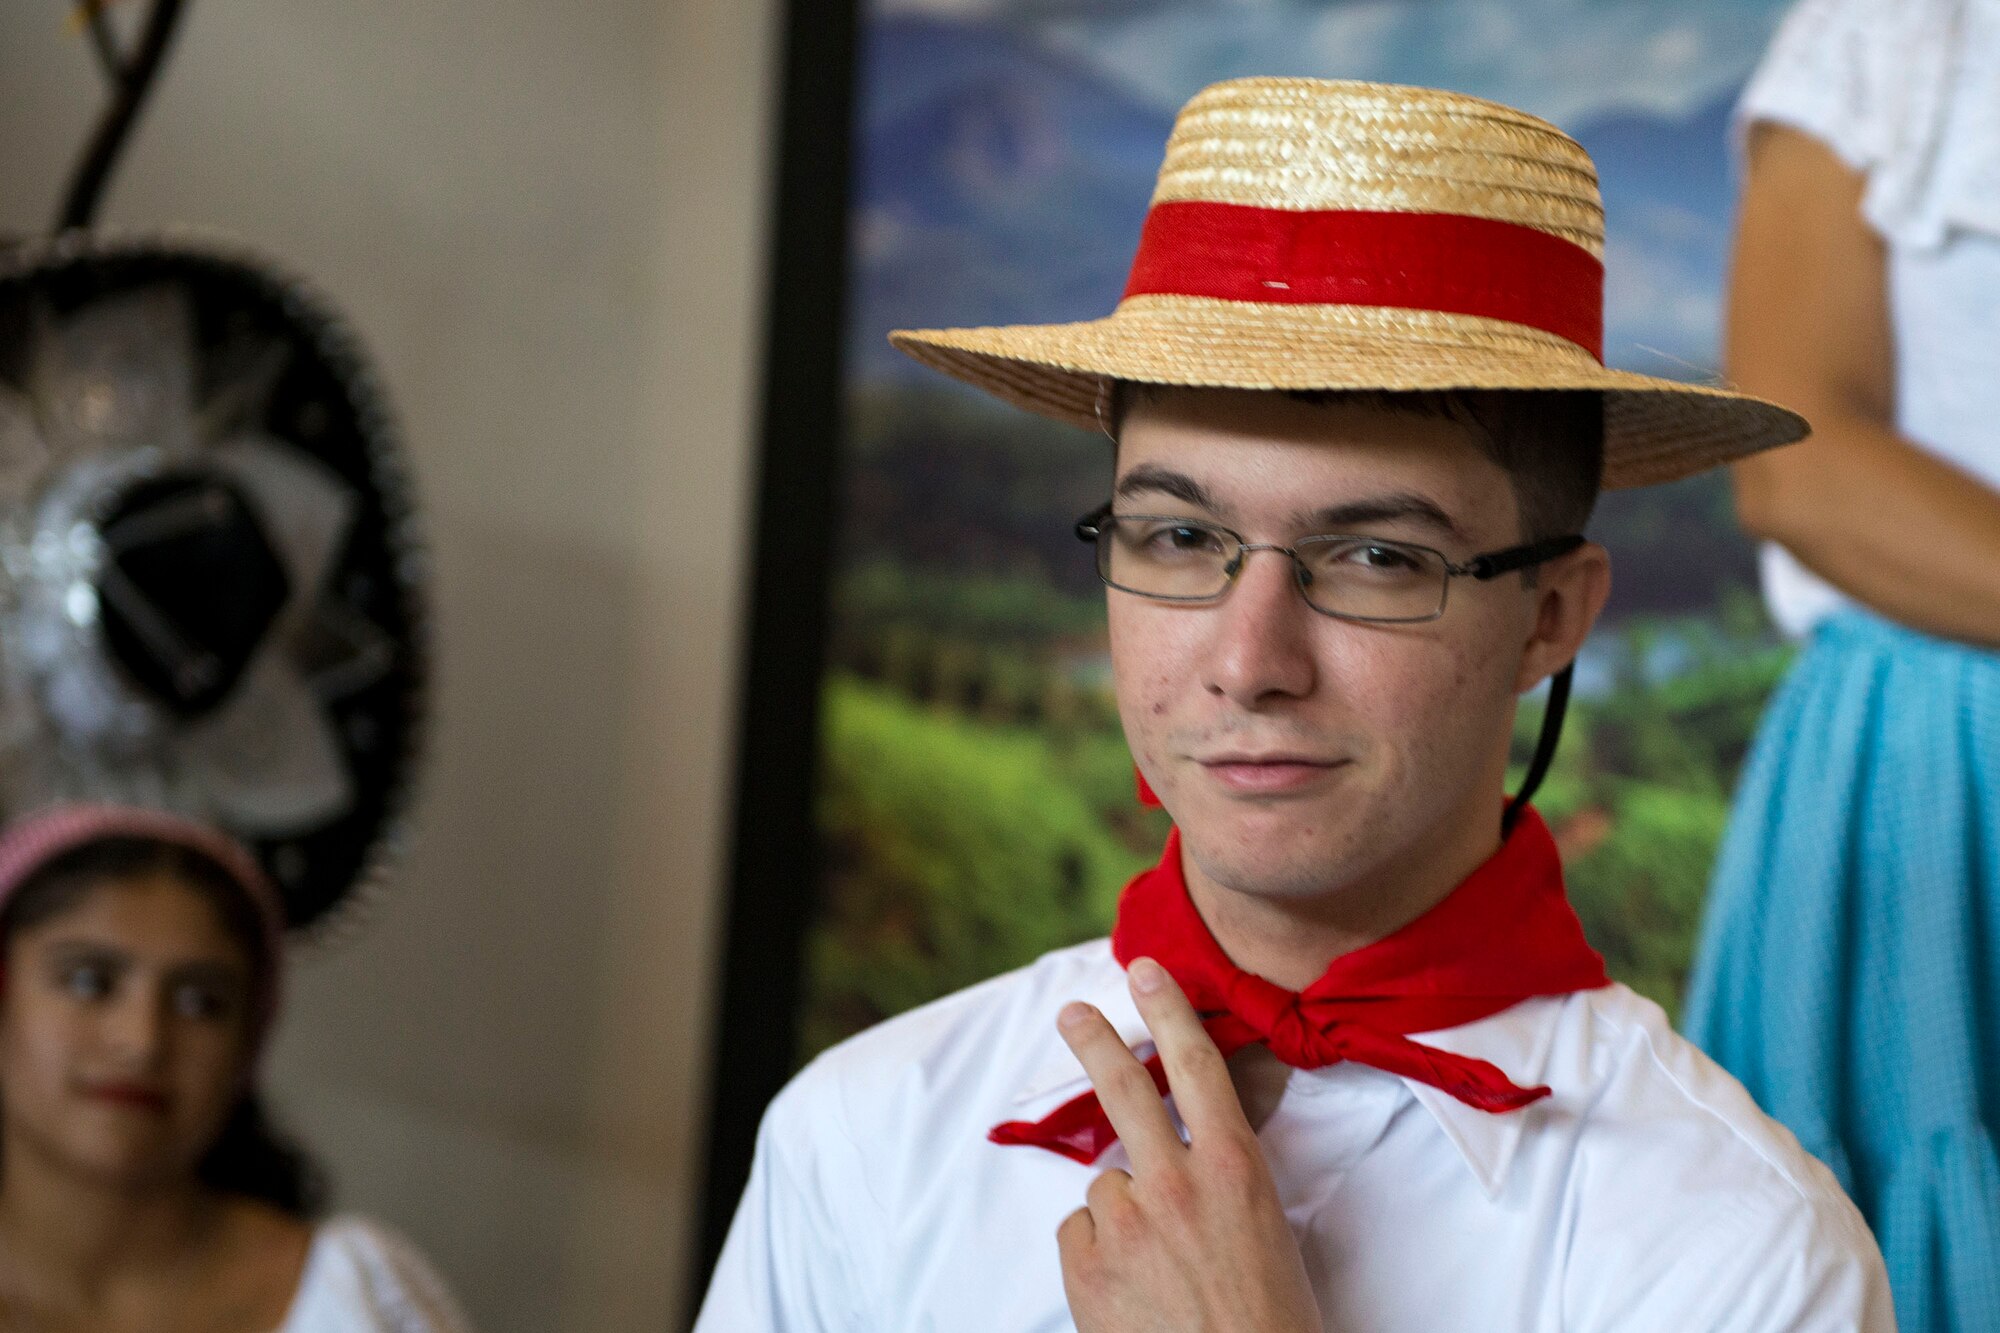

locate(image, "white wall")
(0, 2), (779, 1327)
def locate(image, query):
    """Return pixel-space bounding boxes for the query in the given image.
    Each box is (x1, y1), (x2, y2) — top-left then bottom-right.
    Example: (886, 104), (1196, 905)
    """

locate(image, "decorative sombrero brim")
(890, 79), (1808, 491)
(0, 229), (429, 933)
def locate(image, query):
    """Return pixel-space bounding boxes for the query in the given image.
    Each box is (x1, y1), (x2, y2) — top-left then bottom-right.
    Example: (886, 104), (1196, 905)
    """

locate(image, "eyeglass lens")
(1098, 517), (1451, 622)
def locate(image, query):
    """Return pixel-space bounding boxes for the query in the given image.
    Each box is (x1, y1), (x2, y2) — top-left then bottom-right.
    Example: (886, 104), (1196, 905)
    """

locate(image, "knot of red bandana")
(989, 806), (1609, 1165)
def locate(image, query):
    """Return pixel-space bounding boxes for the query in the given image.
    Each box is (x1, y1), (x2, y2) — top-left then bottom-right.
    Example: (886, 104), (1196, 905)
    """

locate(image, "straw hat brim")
(890, 295), (1807, 490)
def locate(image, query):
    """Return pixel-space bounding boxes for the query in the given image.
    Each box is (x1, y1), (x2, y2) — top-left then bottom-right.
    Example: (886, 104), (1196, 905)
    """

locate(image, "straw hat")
(890, 78), (1807, 489)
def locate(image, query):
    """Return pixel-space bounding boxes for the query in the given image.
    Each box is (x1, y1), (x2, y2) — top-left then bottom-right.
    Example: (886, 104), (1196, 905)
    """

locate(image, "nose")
(102, 986), (169, 1071)
(1202, 545), (1317, 706)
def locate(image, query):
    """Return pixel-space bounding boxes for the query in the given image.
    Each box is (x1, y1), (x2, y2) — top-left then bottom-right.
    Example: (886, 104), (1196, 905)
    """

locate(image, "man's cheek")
(1342, 646), (1485, 771)
(1116, 692), (1176, 802)
(1397, 635), (1503, 709)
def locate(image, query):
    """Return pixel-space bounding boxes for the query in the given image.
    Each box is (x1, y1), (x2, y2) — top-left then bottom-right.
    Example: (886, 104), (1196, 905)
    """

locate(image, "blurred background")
(0, 0), (1809, 1328)
(3, 2), (778, 1330)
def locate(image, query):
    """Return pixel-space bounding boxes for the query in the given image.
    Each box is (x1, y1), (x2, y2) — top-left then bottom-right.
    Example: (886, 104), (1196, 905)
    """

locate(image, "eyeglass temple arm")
(1075, 503), (1113, 541)
(1464, 534), (1586, 580)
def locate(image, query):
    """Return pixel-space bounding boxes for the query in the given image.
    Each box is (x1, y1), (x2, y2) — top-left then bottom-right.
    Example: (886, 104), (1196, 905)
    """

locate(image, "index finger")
(1058, 1000), (1186, 1173)
(1126, 957), (1255, 1146)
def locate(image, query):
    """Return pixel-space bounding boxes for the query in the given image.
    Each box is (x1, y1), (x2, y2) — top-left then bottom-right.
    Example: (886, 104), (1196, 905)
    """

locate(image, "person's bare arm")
(1726, 123), (2000, 647)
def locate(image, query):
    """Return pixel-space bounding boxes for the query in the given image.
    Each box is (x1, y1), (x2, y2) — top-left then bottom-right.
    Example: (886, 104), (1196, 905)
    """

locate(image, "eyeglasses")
(1074, 504), (1585, 624)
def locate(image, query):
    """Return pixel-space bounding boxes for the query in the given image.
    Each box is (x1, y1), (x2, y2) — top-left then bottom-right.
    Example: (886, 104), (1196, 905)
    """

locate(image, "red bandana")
(990, 806), (1610, 1164)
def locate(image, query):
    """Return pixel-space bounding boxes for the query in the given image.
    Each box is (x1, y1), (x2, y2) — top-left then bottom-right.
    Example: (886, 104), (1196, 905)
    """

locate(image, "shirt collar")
(1005, 957), (1572, 1201)
(1393, 993), (1568, 1199)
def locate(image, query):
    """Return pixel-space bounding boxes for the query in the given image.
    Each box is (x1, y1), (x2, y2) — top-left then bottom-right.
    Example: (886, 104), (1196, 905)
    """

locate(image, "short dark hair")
(1112, 384), (1605, 542)
(0, 836), (325, 1216)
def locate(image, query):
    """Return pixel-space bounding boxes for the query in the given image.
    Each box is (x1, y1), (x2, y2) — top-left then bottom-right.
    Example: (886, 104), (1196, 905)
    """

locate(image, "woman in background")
(1685, 0), (2000, 1329)
(0, 805), (470, 1332)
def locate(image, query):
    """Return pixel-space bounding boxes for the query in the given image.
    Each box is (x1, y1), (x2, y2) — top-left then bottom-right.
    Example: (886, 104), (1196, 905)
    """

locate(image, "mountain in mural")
(848, 16), (1168, 379)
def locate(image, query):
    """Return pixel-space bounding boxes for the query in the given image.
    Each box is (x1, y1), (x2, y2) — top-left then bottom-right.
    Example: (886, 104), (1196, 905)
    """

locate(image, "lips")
(1197, 754), (1347, 795)
(80, 1082), (171, 1113)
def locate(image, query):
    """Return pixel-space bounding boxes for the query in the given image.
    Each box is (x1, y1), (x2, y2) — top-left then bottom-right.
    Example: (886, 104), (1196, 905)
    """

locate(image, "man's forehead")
(1114, 390), (1508, 530)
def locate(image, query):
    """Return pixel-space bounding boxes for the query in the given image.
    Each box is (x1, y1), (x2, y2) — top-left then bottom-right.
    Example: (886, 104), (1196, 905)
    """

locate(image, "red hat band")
(1121, 201), (1606, 364)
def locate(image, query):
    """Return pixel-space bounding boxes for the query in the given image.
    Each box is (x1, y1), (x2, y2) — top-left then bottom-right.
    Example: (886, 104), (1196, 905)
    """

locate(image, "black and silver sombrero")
(0, 230), (428, 932)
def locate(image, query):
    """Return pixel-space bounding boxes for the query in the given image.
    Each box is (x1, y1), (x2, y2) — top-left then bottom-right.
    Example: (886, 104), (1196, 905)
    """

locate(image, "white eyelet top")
(276, 1216), (472, 1333)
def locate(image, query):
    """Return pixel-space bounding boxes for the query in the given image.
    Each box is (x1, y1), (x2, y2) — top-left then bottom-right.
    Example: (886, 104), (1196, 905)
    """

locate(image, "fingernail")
(1130, 957), (1165, 993)
(1058, 1001), (1093, 1031)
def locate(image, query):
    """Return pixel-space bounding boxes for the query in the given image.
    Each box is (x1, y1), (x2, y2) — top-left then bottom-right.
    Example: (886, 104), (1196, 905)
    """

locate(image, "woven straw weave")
(890, 77), (1807, 489)
(1154, 79), (1605, 255)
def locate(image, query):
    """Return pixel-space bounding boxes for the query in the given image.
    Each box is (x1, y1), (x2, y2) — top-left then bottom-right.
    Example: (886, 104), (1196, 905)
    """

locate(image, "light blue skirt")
(1686, 610), (2000, 1333)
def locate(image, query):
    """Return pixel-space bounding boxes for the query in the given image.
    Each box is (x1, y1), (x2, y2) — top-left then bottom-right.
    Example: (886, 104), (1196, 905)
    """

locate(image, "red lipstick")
(81, 1082), (170, 1113)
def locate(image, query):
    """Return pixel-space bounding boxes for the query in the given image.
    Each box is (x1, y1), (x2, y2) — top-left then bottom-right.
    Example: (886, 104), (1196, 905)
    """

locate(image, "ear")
(1514, 542), (1612, 694)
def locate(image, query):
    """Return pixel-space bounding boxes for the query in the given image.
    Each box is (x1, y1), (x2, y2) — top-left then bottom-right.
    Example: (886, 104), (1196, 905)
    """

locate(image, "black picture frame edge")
(684, 0), (861, 1318)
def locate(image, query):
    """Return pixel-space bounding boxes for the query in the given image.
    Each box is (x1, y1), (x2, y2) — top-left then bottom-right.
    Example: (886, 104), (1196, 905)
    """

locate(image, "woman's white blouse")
(1739, 0), (2000, 637)
(278, 1216), (472, 1333)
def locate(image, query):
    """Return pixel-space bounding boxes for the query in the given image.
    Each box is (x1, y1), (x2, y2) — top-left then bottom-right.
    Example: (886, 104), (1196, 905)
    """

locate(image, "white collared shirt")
(696, 938), (1894, 1332)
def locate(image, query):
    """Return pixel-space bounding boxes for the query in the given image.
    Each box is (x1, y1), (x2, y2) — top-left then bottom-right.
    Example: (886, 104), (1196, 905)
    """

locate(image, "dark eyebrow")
(1299, 493), (1466, 542)
(1114, 465), (1223, 514)
(44, 940), (129, 964)
(1115, 468), (1469, 541)
(41, 941), (243, 980)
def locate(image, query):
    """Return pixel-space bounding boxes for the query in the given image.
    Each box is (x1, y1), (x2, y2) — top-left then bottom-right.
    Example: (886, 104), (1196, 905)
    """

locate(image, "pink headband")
(0, 804), (286, 1032)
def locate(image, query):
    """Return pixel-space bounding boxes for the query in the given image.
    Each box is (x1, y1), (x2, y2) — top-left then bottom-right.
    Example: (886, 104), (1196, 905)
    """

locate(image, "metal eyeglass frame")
(1073, 503), (1586, 623)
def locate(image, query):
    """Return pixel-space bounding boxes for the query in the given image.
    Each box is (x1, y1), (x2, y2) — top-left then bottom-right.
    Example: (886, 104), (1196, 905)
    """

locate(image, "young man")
(696, 78), (1893, 1331)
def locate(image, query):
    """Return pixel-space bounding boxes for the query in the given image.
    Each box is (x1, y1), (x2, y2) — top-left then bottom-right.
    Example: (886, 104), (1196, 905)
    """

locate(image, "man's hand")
(1055, 956), (1321, 1333)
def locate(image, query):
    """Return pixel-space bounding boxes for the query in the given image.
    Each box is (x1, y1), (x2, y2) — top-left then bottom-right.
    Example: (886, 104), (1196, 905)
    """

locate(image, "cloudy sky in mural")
(871, 0), (1792, 124)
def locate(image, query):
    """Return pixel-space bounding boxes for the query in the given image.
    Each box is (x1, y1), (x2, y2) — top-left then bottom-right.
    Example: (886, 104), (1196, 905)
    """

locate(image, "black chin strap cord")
(1503, 663), (1574, 837)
